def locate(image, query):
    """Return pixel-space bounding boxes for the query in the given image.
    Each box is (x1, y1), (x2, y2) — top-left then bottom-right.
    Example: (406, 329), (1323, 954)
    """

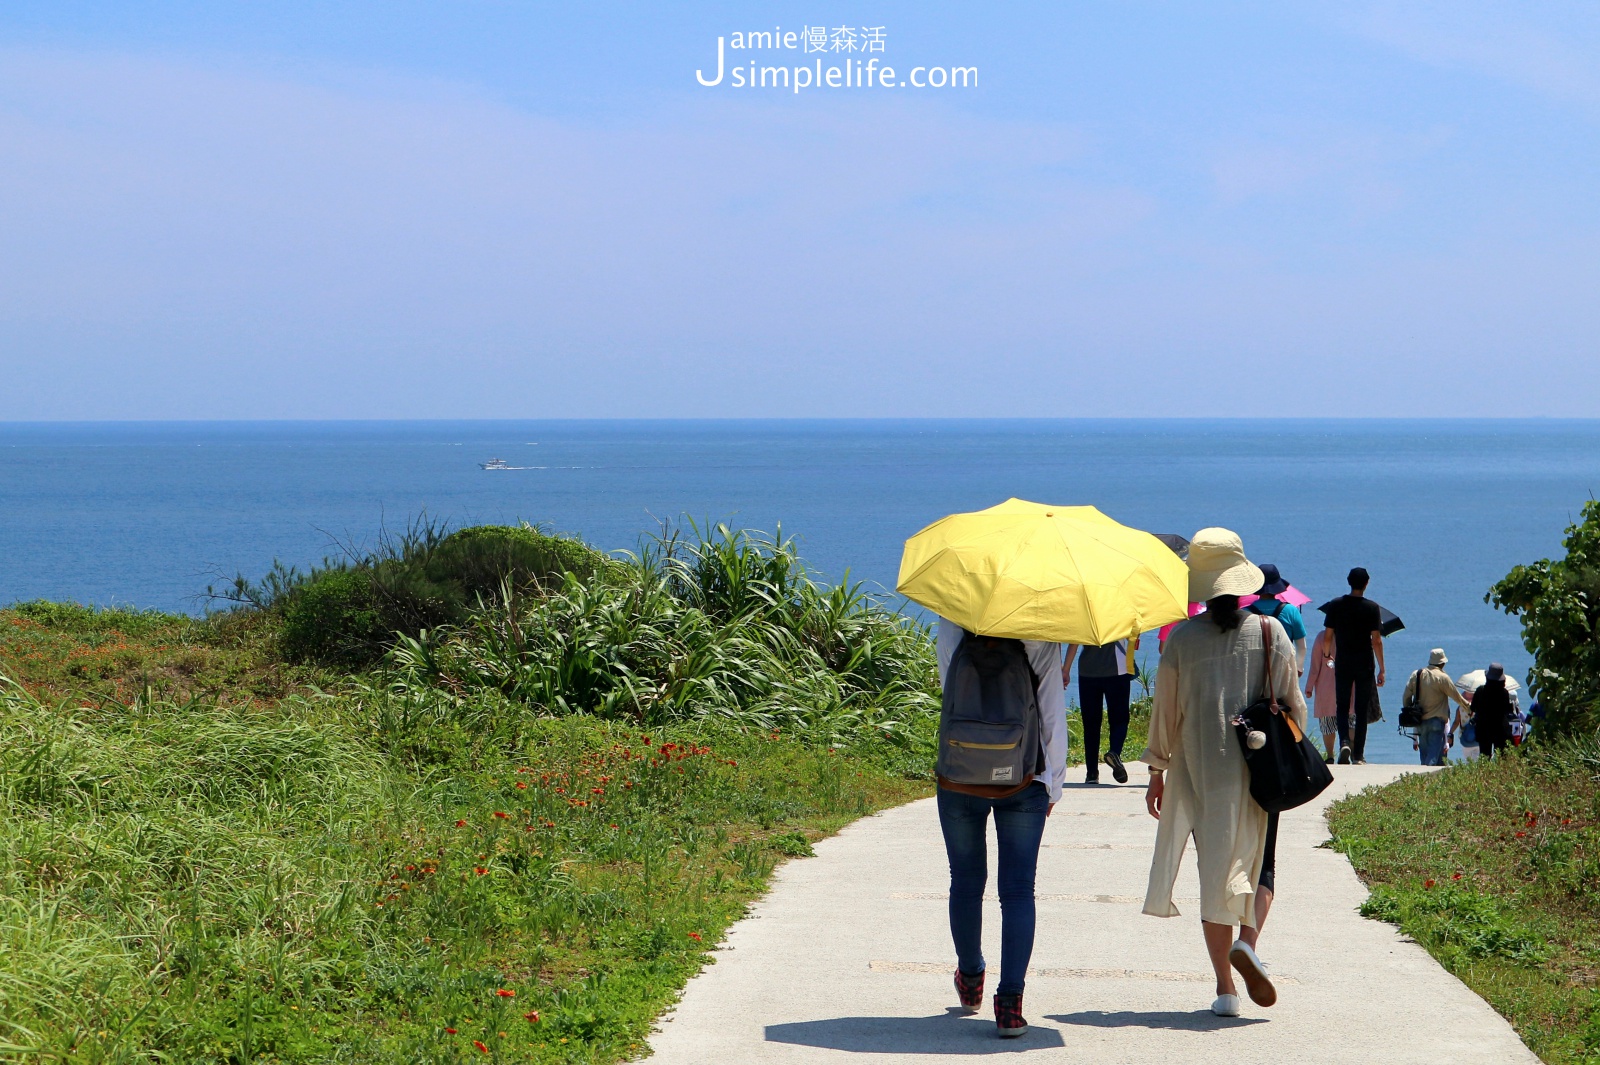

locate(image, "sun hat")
(1429, 648), (1448, 667)
(1486, 663), (1505, 682)
(1187, 528), (1264, 602)
(1257, 563), (1290, 597)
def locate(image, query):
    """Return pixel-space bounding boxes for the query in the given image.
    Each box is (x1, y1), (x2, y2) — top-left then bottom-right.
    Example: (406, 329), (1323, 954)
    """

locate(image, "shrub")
(1488, 498), (1600, 737)
(269, 524), (612, 666)
(278, 567), (385, 666)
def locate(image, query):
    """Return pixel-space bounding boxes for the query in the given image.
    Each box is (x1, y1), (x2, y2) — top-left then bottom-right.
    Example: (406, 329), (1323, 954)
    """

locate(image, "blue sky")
(2, 2), (1597, 418)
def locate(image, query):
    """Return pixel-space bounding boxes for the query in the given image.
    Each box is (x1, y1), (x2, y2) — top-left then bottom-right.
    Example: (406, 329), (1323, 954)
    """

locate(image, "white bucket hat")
(1187, 527), (1264, 602)
(1429, 648), (1448, 667)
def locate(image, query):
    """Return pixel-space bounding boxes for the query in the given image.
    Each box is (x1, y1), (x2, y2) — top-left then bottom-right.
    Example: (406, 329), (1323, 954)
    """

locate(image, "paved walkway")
(649, 763), (1538, 1064)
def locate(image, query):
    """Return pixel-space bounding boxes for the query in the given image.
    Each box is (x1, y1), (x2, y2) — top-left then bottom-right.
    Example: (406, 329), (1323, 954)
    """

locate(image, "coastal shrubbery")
(1489, 498), (1600, 737)
(0, 520), (942, 1062)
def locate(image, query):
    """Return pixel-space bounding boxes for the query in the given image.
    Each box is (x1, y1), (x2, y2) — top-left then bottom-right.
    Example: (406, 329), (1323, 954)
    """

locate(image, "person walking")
(1469, 663), (1516, 759)
(1321, 567), (1386, 764)
(1142, 528), (1306, 1017)
(1303, 629), (1338, 762)
(1402, 649), (1472, 766)
(1062, 638), (1137, 784)
(1247, 564), (1308, 674)
(935, 616), (1067, 1038)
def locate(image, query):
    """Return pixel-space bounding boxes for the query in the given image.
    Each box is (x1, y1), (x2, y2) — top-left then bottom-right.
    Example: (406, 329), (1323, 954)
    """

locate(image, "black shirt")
(1323, 594), (1382, 673)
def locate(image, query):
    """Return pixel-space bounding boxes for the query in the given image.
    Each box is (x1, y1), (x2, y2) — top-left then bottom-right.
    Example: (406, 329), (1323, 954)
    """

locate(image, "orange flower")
(473, 1039), (489, 1053)
(523, 1010), (540, 1023)
(687, 932), (702, 941)
(493, 811), (509, 819)
(496, 988), (516, 997)
(516, 782), (528, 790)
(1424, 879), (1436, 888)
(474, 867), (489, 875)
(455, 819), (468, 827)
(445, 1027), (457, 1034)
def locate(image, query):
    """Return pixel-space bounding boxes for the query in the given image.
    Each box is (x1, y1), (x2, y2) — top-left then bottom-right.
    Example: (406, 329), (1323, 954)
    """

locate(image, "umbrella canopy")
(1316, 598), (1405, 637)
(1152, 533), (1190, 561)
(897, 499), (1189, 644)
(1240, 585), (1312, 609)
(1457, 669), (1522, 694)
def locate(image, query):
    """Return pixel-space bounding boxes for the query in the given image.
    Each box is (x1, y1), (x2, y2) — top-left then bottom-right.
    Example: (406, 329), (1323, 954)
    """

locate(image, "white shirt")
(936, 616), (1069, 803)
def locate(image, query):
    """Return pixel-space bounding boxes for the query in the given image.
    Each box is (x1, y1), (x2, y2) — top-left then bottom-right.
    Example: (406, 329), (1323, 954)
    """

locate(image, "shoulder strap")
(1260, 616), (1278, 709)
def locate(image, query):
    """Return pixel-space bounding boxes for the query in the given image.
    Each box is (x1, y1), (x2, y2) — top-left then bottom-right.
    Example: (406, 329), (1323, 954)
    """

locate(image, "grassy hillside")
(0, 525), (938, 1064)
(1328, 742), (1600, 1064)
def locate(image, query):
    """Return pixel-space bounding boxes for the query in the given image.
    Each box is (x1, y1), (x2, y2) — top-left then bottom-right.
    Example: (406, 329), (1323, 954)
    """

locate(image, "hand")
(1047, 802), (1057, 818)
(1304, 686), (1313, 698)
(1061, 664), (1071, 686)
(1377, 670), (1386, 688)
(1145, 774), (1164, 820)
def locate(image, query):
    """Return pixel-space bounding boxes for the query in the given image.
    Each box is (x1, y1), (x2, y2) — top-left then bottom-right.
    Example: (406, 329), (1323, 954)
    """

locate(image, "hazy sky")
(2, 2), (1597, 418)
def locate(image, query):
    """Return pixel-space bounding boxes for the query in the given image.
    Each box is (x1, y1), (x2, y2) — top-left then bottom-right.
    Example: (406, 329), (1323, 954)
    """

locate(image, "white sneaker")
(1211, 994), (1241, 1017)
(1227, 939), (1278, 1007)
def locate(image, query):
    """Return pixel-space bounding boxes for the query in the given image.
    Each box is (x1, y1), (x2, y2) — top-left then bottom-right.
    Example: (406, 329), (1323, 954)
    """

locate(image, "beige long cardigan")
(1141, 614), (1308, 926)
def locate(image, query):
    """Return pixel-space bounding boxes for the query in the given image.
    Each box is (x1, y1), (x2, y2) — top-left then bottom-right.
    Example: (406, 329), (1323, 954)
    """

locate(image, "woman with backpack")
(1141, 529), (1307, 1016)
(935, 616), (1068, 1039)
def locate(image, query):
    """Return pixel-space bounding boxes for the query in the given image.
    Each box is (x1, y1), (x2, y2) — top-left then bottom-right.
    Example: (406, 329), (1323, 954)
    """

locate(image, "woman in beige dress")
(1141, 528), (1307, 1016)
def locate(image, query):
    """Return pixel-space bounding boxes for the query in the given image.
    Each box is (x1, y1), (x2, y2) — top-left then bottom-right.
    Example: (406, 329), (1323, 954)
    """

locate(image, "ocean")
(4, 419), (1597, 764)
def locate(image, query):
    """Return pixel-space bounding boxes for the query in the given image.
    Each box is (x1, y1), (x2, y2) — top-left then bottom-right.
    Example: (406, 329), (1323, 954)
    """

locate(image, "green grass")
(0, 649), (925, 1063)
(1327, 742), (1600, 1064)
(0, 601), (326, 707)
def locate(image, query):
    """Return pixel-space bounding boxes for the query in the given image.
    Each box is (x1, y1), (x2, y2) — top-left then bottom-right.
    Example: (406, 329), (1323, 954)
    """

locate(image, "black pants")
(1259, 811), (1279, 894)
(1334, 665), (1375, 761)
(1079, 674), (1132, 770)
(1480, 733), (1512, 759)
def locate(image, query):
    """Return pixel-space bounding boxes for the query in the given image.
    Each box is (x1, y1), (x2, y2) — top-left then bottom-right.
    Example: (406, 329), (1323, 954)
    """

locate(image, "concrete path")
(649, 763), (1538, 1064)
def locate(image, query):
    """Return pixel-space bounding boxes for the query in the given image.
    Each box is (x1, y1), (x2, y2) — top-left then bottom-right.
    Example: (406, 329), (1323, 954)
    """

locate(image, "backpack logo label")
(991, 766), (1014, 782)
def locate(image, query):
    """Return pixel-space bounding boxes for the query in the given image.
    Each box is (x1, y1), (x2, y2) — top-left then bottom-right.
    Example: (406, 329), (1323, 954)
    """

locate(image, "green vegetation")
(1329, 739), (1600, 1064)
(1489, 498), (1600, 737)
(0, 523), (936, 1063)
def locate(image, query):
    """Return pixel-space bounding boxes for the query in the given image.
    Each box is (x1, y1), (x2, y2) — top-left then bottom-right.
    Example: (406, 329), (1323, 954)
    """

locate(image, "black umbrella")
(1153, 533), (1190, 561)
(1317, 598), (1405, 637)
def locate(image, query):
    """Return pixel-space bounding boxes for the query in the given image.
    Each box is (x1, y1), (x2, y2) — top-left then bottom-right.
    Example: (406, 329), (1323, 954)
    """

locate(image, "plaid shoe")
(994, 992), (1028, 1038)
(954, 968), (984, 1014)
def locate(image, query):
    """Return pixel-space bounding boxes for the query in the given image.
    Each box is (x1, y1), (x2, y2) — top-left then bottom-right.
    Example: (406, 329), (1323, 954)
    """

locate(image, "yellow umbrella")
(896, 498), (1189, 644)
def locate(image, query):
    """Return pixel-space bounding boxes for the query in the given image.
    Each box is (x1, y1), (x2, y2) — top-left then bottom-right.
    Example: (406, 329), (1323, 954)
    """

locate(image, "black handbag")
(1398, 670), (1426, 729)
(1234, 617), (1335, 813)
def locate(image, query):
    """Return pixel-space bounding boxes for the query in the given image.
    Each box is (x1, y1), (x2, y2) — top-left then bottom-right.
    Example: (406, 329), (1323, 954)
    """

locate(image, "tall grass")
(385, 523), (940, 771)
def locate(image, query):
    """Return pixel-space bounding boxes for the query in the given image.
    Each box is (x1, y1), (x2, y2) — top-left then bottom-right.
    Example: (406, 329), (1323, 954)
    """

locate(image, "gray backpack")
(936, 634), (1044, 787)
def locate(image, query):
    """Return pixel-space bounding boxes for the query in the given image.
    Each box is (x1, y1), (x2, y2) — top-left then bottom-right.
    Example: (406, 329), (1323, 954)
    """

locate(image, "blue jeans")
(936, 781), (1050, 996)
(1418, 718), (1447, 766)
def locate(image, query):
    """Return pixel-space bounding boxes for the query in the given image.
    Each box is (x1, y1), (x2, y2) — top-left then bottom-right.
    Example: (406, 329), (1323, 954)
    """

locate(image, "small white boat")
(480, 457), (516, 470)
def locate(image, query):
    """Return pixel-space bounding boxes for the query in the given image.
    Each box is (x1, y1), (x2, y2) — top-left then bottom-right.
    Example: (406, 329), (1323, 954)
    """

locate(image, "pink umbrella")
(1158, 586), (1312, 643)
(1239, 585), (1312, 609)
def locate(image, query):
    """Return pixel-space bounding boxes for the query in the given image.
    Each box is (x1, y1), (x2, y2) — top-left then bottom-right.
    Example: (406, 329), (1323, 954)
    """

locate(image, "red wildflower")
(687, 931), (702, 941)
(496, 988), (516, 998)
(494, 811), (509, 819)
(406, 864), (416, 872)
(474, 867), (489, 875)
(445, 1027), (458, 1034)
(516, 782), (528, 789)
(455, 819), (468, 827)
(1453, 872), (1462, 880)
(555, 787), (565, 794)
(592, 787), (604, 795)
(1515, 831), (1527, 838)
(1424, 879), (1436, 888)
(524, 1011), (540, 1023)
(643, 736), (651, 745)
(473, 1040), (489, 1053)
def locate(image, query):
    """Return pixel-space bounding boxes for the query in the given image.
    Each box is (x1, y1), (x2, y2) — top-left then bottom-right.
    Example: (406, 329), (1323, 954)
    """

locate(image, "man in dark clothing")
(1062, 639), (1136, 784)
(1321, 567), (1386, 765)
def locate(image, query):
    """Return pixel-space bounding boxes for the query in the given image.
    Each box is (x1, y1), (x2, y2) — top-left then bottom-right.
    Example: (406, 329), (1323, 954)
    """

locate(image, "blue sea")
(4, 419), (1598, 764)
